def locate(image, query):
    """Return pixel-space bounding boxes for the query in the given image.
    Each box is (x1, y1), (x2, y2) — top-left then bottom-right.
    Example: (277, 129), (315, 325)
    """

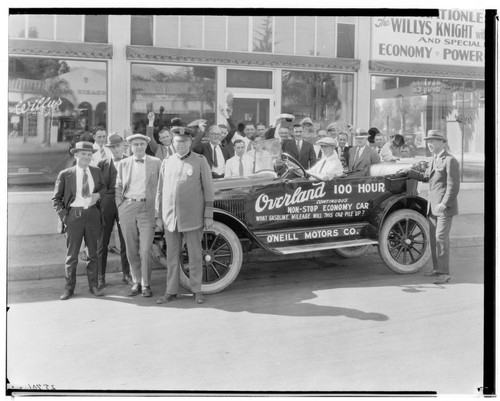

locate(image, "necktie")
(297, 141), (301, 153)
(82, 169), (90, 198)
(239, 157), (244, 176)
(318, 159), (327, 173)
(168, 146), (173, 157)
(135, 158), (144, 163)
(318, 149), (322, 159)
(247, 142), (253, 152)
(100, 146), (106, 159)
(355, 147), (361, 163)
(378, 148), (381, 154)
(213, 146), (218, 168)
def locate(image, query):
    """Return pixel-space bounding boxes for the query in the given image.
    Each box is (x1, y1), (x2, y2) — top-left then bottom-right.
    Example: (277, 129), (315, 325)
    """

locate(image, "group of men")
(53, 125), (213, 304)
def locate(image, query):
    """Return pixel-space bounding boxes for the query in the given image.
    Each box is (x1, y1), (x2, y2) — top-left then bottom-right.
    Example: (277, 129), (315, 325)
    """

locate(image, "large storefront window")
(131, 64), (217, 133)
(370, 75), (484, 182)
(281, 70), (354, 131)
(8, 57), (108, 185)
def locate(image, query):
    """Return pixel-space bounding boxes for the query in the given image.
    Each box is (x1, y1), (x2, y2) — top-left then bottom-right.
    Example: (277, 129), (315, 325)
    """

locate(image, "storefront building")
(8, 12), (484, 185)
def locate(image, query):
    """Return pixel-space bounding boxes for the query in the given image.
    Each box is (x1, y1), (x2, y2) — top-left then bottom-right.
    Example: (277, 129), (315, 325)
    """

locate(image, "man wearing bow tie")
(116, 134), (162, 297)
(96, 133), (131, 289)
(53, 142), (107, 300)
(155, 127), (214, 305)
(402, 130), (460, 285)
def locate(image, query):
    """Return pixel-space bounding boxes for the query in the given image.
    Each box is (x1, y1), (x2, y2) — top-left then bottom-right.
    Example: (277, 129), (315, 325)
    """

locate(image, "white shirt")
(307, 153), (344, 181)
(70, 165), (95, 207)
(224, 154), (253, 177)
(211, 144), (225, 176)
(91, 143), (113, 166)
(124, 156), (146, 199)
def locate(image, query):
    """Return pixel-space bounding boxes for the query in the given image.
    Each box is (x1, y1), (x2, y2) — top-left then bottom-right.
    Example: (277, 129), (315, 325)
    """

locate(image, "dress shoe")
(424, 270), (440, 276)
(122, 274), (132, 285)
(142, 286), (153, 297)
(433, 274), (451, 284)
(156, 294), (177, 304)
(97, 276), (106, 290)
(60, 290), (73, 300)
(89, 286), (104, 296)
(128, 284), (141, 296)
(194, 293), (205, 304)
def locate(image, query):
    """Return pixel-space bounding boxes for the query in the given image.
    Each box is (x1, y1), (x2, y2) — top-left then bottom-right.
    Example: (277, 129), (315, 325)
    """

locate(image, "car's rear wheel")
(378, 209), (430, 274)
(180, 221), (243, 294)
(335, 245), (373, 258)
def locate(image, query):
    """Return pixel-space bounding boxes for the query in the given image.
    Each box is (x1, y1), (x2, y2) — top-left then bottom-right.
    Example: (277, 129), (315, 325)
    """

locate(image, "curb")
(8, 235), (483, 281)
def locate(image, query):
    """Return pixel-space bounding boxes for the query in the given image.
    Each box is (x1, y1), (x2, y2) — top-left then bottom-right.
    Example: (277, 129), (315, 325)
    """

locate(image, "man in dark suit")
(336, 132), (351, 172)
(282, 123), (317, 169)
(403, 130), (460, 284)
(96, 133), (131, 289)
(116, 134), (162, 297)
(348, 129), (380, 174)
(193, 125), (231, 179)
(52, 141), (106, 300)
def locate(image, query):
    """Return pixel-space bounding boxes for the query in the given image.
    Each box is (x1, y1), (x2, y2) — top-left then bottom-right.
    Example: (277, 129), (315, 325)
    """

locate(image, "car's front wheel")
(378, 209), (430, 274)
(180, 221), (243, 294)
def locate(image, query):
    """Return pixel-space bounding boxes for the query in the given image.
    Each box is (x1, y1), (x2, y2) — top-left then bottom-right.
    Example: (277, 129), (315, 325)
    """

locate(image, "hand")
(204, 217), (214, 230)
(436, 203), (446, 214)
(148, 112), (155, 125)
(155, 217), (164, 231)
(88, 193), (100, 206)
(199, 121), (207, 132)
(395, 168), (409, 177)
(218, 104), (229, 119)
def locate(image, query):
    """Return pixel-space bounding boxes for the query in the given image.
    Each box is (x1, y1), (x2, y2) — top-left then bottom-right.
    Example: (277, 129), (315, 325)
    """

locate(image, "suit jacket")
(146, 126), (175, 160)
(115, 154), (162, 220)
(52, 165), (106, 222)
(281, 139), (317, 169)
(336, 145), (351, 167)
(408, 150), (460, 216)
(193, 142), (231, 169)
(155, 152), (215, 232)
(348, 145), (380, 173)
(97, 155), (129, 196)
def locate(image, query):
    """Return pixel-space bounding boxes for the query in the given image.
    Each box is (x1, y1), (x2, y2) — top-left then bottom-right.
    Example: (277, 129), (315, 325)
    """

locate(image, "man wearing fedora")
(155, 126), (215, 305)
(348, 129), (380, 174)
(115, 133), (162, 297)
(96, 133), (132, 289)
(401, 130), (460, 284)
(52, 141), (107, 300)
(282, 122), (317, 170)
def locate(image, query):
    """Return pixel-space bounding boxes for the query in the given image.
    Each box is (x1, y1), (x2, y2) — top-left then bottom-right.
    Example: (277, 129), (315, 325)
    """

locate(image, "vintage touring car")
(152, 153), (430, 294)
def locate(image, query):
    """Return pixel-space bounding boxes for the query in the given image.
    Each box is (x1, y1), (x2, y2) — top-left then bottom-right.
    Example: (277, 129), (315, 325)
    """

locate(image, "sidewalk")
(7, 184), (485, 281)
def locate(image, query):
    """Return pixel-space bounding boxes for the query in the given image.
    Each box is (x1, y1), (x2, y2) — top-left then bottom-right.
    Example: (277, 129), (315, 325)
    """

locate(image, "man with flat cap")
(399, 130), (460, 284)
(53, 141), (106, 300)
(155, 126), (215, 305)
(96, 133), (131, 289)
(116, 133), (162, 297)
(348, 129), (380, 173)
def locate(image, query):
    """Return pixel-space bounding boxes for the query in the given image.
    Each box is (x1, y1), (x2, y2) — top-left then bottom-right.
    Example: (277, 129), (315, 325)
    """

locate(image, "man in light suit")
(403, 130), (460, 284)
(96, 133), (131, 289)
(155, 127), (215, 305)
(116, 133), (162, 297)
(52, 142), (106, 300)
(348, 129), (380, 174)
(282, 123), (317, 169)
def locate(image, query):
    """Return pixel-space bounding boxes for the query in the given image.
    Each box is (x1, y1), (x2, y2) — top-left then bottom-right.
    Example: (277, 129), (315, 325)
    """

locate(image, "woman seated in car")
(307, 137), (344, 181)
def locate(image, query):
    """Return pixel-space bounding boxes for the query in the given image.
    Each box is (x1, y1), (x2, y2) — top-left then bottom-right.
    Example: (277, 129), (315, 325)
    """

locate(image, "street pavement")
(7, 245), (484, 395)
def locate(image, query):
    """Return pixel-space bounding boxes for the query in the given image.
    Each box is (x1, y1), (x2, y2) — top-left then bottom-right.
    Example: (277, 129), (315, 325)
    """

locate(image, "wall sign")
(371, 9), (485, 66)
(15, 97), (62, 117)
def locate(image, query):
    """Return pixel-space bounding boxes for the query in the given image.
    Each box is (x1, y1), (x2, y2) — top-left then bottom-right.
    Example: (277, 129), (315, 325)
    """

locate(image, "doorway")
(231, 97), (271, 126)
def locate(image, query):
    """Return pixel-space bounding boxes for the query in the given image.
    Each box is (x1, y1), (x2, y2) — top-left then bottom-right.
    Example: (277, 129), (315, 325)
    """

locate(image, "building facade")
(8, 12), (485, 185)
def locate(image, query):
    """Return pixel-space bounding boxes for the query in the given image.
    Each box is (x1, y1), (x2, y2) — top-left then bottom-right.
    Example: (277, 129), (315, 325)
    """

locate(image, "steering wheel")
(280, 153), (309, 180)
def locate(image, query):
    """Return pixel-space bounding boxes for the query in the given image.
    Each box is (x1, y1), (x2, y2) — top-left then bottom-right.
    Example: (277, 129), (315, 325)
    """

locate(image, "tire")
(335, 245), (373, 258)
(378, 209), (430, 274)
(179, 221), (243, 294)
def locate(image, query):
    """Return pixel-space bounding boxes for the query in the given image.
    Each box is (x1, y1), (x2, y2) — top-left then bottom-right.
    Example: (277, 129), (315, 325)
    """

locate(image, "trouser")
(97, 195), (130, 277)
(64, 206), (102, 291)
(428, 212), (454, 275)
(164, 226), (203, 295)
(118, 201), (154, 287)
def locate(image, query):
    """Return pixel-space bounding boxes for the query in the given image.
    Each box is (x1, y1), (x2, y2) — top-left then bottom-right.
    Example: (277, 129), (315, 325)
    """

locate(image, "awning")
(9, 39), (113, 59)
(369, 60), (484, 80)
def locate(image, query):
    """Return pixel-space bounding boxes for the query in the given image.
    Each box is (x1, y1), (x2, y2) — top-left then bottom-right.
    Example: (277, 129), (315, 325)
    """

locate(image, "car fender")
(368, 194), (428, 238)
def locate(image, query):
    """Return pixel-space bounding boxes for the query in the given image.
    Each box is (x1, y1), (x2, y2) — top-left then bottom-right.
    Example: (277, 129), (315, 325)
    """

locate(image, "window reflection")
(337, 23), (355, 58)
(56, 15), (83, 42)
(228, 16), (248, 52)
(205, 16), (226, 50)
(9, 15), (25, 38)
(131, 15), (153, 46)
(316, 17), (335, 57)
(296, 16), (315, 56)
(156, 16), (179, 47)
(274, 17), (294, 54)
(253, 16), (272, 53)
(84, 15), (108, 43)
(131, 64), (216, 134)
(180, 15), (202, 48)
(27, 15), (54, 40)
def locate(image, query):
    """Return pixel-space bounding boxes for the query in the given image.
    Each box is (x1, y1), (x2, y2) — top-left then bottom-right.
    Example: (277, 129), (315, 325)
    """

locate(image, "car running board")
(273, 239), (378, 255)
